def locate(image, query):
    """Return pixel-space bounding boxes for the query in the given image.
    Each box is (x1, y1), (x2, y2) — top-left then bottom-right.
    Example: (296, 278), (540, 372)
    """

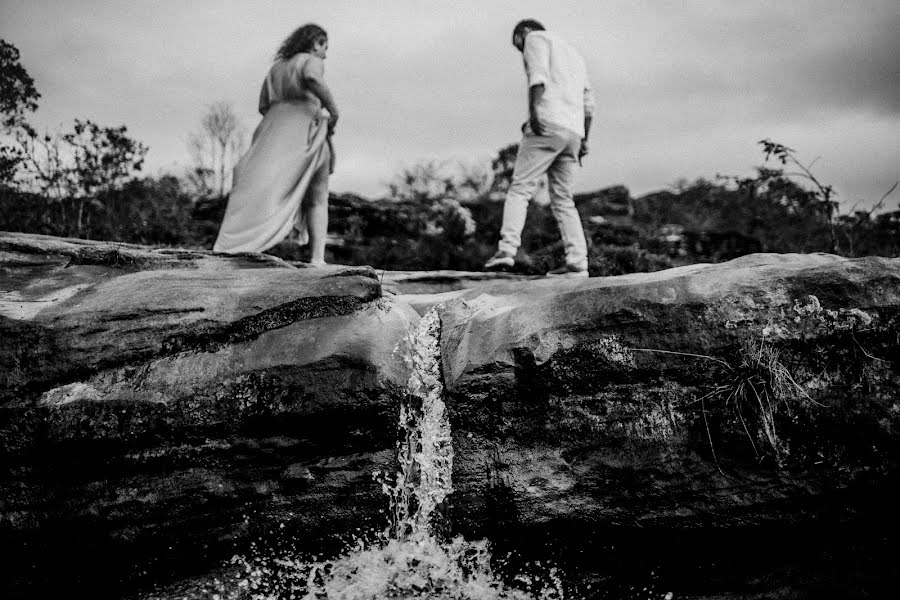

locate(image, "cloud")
(1, 0), (897, 207)
(770, 15), (900, 116)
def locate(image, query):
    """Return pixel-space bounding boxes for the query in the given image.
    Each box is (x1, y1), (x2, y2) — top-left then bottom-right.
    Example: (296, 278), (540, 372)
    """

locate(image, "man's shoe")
(484, 250), (515, 271)
(546, 264), (589, 278)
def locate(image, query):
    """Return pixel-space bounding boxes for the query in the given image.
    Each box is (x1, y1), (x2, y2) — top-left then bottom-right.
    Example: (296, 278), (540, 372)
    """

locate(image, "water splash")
(204, 308), (567, 600)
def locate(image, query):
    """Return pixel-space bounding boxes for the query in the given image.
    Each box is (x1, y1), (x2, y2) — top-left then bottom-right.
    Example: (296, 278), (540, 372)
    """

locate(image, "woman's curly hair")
(276, 23), (327, 61)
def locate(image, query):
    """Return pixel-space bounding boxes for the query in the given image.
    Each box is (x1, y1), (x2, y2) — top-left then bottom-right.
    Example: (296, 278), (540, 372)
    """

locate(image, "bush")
(0, 176), (204, 247)
(0, 185), (52, 234)
(588, 244), (673, 277)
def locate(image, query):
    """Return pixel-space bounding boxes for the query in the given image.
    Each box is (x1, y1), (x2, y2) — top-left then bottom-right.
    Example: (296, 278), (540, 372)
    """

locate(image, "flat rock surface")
(437, 253), (899, 388)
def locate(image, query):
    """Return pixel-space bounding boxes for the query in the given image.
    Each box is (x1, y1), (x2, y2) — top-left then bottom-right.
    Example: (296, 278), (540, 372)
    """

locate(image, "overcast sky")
(2, 0), (898, 210)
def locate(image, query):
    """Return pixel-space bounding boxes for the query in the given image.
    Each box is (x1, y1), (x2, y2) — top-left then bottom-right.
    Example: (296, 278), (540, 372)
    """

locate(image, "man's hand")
(578, 139), (589, 165)
(529, 114), (544, 136)
(527, 83), (545, 136)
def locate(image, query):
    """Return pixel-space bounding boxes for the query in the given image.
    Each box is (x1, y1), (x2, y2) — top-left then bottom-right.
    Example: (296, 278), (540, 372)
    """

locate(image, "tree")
(384, 159), (484, 243)
(387, 160), (456, 204)
(387, 159), (490, 204)
(62, 119), (148, 197)
(489, 143), (518, 199)
(15, 120), (148, 234)
(0, 39), (40, 132)
(1, 39), (41, 184)
(185, 133), (215, 196)
(15, 126), (68, 198)
(188, 102), (244, 197)
(0, 144), (25, 183)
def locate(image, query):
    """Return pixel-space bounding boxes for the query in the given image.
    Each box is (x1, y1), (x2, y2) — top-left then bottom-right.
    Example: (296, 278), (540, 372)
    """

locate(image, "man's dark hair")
(513, 19), (545, 37)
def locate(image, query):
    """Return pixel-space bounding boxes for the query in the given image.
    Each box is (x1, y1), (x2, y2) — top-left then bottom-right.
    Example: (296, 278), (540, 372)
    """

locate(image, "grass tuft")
(633, 338), (815, 468)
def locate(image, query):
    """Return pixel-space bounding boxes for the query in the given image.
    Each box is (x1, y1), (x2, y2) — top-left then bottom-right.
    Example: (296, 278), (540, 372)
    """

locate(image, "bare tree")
(186, 131), (215, 196)
(188, 102), (244, 197)
(16, 125), (69, 199)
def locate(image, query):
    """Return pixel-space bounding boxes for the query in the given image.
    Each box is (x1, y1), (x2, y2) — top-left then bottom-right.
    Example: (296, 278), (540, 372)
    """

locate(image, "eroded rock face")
(436, 253), (900, 536)
(3, 233), (899, 598)
(0, 232), (419, 597)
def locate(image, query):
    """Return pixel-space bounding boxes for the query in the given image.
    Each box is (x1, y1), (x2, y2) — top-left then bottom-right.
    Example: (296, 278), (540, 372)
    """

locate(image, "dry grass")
(634, 338), (815, 467)
(722, 338), (816, 465)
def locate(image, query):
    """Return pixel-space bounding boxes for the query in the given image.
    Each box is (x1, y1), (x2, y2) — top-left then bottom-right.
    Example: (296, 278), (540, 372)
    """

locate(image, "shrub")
(587, 244), (673, 277)
(0, 176), (203, 247)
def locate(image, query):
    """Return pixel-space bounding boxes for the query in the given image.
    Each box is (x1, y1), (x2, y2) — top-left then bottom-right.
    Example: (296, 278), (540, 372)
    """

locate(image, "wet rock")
(3, 232), (899, 598)
(381, 269), (539, 296)
(0, 232), (417, 598)
(437, 253), (900, 534)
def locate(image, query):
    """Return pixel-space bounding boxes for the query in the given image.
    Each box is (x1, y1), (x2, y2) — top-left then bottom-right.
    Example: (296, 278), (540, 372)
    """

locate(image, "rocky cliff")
(0, 232), (419, 598)
(2, 232), (898, 598)
(437, 253), (899, 521)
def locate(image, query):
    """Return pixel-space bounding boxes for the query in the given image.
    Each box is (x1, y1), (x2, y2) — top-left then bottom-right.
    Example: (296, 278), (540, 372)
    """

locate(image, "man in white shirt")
(484, 19), (595, 278)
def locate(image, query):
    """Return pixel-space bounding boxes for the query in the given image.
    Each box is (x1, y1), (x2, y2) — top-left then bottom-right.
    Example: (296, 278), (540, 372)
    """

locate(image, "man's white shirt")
(522, 30), (595, 138)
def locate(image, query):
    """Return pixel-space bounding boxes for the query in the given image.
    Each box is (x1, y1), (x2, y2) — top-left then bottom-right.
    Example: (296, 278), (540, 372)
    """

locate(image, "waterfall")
(385, 308), (454, 541)
(209, 308), (566, 600)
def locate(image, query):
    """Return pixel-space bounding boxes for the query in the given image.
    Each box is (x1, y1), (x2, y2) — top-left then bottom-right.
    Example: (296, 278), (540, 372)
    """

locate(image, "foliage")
(0, 144), (25, 183)
(92, 176), (202, 245)
(639, 337), (814, 468)
(13, 126), (68, 197)
(60, 119), (148, 197)
(2, 35), (894, 270)
(588, 244), (673, 277)
(10, 120), (149, 234)
(0, 39), (40, 132)
(0, 176), (204, 245)
(690, 338), (815, 468)
(190, 195), (229, 247)
(383, 159), (486, 246)
(324, 193), (491, 270)
(716, 139), (898, 256)
(0, 40), (152, 237)
(387, 159), (490, 204)
(717, 139), (838, 252)
(320, 189), (676, 275)
(5, 115), (898, 272)
(0, 39), (41, 183)
(637, 176), (832, 256)
(488, 142), (518, 199)
(0, 40), (150, 226)
(836, 207), (900, 257)
(721, 338), (811, 465)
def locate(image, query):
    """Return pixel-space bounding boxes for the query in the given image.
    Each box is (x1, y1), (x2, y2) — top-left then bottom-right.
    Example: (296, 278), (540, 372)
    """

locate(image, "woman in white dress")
(213, 23), (339, 264)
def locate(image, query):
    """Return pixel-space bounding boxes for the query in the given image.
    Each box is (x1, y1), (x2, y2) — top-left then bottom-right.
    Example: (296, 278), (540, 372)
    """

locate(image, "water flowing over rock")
(387, 309), (454, 538)
(2, 232), (899, 599)
(194, 309), (565, 600)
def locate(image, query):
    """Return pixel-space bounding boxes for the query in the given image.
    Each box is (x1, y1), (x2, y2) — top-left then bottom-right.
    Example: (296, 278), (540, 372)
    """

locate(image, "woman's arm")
(301, 56), (339, 134)
(258, 80), (271, 115)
